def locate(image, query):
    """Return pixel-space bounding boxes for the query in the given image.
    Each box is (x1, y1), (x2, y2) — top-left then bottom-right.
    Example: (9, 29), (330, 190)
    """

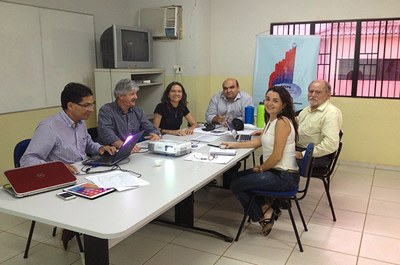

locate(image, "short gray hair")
(309, 80), (331, 93)
(113, 79), (139, 98)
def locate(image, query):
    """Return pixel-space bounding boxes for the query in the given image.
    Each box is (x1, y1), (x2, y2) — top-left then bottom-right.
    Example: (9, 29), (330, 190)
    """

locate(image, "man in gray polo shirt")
(205, 78), (254, 188)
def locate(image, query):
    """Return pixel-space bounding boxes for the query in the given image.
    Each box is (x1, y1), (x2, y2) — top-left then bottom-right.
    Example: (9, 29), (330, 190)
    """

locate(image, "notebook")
(63, 182), (115, 200)
(226, 119), (252, 142)
(83, 131), (144, 166)
(3, 161), (77, 198)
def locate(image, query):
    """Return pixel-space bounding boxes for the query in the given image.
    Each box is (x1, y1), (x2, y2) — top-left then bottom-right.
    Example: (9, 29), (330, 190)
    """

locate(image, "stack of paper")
(192, 134), (221, 143)
(85, 171), (149, 191)
(209, 147), (237, 156)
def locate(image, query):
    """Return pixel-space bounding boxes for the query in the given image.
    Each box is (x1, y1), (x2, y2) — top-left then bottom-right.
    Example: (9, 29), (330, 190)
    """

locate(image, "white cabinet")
(94, 68), (165, 120)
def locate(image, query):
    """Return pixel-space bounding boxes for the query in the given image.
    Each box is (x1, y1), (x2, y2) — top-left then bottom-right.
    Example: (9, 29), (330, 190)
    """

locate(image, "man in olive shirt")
(296, 80), (343, 167)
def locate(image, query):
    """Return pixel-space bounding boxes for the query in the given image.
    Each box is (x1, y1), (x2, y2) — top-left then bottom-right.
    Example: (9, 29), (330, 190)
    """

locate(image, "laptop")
(3, 161), (77, 198)
(226, 119), (252, 142)
(82, 130), (144, 166)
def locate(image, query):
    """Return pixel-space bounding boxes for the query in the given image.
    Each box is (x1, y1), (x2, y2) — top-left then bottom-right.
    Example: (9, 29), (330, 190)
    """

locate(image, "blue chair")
(13, 139), (31, 168)
(234, 143), (314, 252)
(12, 139), (83, 258)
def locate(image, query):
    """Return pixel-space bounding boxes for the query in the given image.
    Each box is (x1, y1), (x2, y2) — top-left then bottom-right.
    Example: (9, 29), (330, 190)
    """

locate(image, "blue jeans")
(230, 168), (299, 222)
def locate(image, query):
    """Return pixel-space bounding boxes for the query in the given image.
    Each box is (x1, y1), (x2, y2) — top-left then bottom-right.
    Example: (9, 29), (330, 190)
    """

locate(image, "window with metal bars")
(271, 18), (400, 99)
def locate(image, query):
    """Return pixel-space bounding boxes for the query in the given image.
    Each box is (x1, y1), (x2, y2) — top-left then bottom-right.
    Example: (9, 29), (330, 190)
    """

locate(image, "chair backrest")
(87, 127), (98, 142)
(300, 143), (314, 178)
(297, 143), (314, 200)
(314, 139), (343, 177)
(328, 140), (343, 175)
(311, 130), (343, 177)
(258, 143), (314, 197)
(258, 143), (314, 176)
(13, 139), (31, 168)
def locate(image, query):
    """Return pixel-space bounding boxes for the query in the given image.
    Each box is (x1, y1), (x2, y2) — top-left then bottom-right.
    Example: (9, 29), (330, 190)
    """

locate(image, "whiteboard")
(0, 2), (95, 113)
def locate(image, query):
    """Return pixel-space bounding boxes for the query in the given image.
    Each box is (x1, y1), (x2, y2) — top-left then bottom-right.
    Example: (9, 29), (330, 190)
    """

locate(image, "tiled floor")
(1, 161), (400, 265)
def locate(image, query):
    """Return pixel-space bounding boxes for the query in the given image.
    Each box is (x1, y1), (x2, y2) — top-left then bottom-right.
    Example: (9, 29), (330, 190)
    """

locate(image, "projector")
(148, 140), (192, 157)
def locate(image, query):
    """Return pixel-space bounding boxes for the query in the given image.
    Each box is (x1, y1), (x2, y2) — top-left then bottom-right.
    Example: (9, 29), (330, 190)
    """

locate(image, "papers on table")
(85, 171), (149, 192)
(192, 134), (221, 143)
(209, 147), (237, 156)
(184, 152), (235, 164)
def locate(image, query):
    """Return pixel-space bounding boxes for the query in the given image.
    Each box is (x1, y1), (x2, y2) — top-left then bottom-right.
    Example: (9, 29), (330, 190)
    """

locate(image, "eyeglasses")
(193, 153), (218, 161)
(75, 102), (95, 110)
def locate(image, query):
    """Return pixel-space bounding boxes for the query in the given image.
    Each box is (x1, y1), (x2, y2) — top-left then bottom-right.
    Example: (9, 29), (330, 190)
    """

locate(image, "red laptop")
(4, 161), (77, 198)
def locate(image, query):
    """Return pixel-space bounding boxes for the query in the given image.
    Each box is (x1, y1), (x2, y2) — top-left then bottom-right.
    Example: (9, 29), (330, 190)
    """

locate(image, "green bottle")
(256, 102), (265, 128)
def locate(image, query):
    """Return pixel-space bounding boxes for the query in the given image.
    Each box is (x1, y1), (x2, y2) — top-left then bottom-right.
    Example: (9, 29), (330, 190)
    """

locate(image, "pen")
(207, 144), (220, 148)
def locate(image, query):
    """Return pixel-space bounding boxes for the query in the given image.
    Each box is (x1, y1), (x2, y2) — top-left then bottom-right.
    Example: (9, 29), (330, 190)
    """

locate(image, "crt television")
(100, 25), (153, 69)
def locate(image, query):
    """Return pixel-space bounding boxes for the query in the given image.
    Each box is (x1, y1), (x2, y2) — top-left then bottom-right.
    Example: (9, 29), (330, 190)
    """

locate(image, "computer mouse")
(202, 123), (215, 131)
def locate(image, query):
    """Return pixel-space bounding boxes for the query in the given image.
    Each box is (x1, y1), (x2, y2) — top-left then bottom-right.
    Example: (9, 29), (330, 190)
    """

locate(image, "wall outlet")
(173, 65), (182, 74)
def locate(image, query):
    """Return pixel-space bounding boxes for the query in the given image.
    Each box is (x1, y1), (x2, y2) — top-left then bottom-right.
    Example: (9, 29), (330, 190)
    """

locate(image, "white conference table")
(0, 133), (254, 265)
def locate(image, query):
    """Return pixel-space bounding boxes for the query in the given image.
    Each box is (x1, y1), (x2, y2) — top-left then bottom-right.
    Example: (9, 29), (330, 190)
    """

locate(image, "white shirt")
(261, 118), (298, 171)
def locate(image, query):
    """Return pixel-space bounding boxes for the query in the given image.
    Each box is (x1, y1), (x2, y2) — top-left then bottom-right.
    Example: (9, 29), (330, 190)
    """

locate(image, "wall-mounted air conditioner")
(139, 6), (182, 40)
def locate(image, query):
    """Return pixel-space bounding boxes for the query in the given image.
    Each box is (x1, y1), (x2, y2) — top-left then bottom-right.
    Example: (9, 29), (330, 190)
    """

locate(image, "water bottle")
(256, 102), (265, 128)
(244, 106), (254, 124)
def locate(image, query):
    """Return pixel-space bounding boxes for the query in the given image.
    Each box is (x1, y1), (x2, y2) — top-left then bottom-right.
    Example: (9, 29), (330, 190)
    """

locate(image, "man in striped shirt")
(20, 83), (116, 250)
(21, 83), (116, 174)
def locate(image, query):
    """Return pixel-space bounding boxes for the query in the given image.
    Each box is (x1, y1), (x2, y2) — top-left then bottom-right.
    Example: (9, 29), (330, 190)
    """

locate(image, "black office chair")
(13, 139), (83, 258)
(87, 127), (98, 142)
(235, 143), (314, 252)
(311, 131), (343, 222)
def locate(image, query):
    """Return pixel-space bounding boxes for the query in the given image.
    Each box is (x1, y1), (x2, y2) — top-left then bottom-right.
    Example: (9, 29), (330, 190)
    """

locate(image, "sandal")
(259, 214), (275, 236)
(259, 206), (276, 236)
(263, 206), (281, 221)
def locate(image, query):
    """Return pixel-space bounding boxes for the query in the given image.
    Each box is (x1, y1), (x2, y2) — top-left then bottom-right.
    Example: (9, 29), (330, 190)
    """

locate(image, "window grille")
(271, 18), (400, 98)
